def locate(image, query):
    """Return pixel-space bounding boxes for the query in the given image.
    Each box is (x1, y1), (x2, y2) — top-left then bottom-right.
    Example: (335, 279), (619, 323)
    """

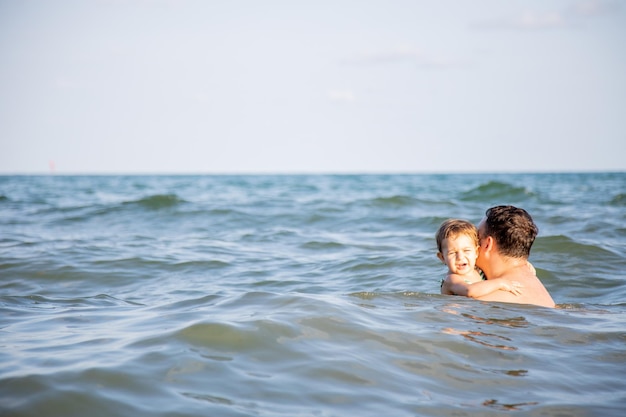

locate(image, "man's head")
(477, 205), (538, 259)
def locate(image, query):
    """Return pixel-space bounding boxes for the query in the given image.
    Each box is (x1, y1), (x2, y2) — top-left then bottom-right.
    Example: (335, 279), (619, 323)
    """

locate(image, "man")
(475, 205), (555, 308)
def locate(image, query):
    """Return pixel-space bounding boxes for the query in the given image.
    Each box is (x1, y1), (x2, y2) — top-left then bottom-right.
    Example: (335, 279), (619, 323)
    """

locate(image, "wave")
(0, 293), (142, 310)
(461, 181), (534, 202)
(535, 235), (619, 261)
(172, 260), (232, 270)
(610, 193), (626, 205)
(29, 194), (186, 224)
(300, 240), (346, 250)
(366, 195), (454, 208)
(370, 195), (417, 207)
(124, 194), (185, 210)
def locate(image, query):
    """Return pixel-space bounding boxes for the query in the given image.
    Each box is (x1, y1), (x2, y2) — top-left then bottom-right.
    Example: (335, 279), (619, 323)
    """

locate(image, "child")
(436, 219), (523, 298)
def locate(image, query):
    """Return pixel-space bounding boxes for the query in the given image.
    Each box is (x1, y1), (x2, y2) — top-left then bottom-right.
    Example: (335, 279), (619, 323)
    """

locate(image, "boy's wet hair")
(436, 219), (479, 253)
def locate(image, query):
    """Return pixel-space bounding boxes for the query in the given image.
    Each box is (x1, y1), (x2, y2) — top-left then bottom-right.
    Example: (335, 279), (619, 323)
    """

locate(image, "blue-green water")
(1, 173), (625, 416)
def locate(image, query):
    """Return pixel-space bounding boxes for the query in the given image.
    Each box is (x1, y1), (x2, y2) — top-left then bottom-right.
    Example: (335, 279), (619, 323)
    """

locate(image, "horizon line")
(0, 169), (624, 176)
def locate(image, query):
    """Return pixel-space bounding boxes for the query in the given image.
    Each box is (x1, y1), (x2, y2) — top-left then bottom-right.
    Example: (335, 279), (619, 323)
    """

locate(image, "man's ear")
(482, 236), (494, 253)
(437, 252), (445, 263)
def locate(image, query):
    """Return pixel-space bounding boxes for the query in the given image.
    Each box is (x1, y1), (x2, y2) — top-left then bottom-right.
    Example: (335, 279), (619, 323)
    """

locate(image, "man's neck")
(486, 256), (529, 280)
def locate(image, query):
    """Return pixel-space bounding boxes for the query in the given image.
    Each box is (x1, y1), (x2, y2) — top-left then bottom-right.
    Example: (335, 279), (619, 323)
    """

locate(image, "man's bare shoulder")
(476, 272), (555, 308)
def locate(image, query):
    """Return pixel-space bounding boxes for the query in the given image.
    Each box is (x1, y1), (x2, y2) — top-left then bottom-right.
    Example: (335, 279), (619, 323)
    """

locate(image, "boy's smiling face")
(437, 234), (479, 276)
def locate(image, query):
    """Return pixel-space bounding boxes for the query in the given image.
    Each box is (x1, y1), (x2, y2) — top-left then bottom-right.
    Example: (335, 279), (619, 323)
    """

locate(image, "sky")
(1, 0), (625, 174)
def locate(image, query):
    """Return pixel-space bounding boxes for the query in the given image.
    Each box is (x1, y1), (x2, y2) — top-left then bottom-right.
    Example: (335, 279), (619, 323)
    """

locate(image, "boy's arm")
(445, 274), (523, 298)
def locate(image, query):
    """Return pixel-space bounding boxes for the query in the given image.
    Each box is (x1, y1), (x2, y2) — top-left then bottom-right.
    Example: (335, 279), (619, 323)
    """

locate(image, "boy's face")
(437, 234), (479, 276)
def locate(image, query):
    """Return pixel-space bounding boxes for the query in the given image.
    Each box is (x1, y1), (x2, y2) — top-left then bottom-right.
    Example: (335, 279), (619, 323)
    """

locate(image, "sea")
(1, 173), (625, 417)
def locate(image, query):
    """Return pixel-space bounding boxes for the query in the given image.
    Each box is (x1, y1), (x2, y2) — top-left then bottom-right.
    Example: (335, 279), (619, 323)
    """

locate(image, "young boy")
(436, 219), (523, 298)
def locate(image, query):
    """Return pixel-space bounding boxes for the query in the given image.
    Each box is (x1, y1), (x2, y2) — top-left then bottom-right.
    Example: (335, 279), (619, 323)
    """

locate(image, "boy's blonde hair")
(436, 219), (479, 253)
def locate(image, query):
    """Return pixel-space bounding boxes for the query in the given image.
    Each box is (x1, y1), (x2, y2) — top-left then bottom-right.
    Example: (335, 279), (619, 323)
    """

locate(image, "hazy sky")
(1, 0), (625, 174)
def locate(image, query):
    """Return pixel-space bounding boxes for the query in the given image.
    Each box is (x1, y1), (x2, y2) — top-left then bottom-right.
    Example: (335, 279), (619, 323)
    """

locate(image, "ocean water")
(1, 173), (625, 417)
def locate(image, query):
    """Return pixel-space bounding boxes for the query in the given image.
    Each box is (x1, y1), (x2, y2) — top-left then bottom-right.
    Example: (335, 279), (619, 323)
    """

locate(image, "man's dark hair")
(484, 205), (538, 258)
